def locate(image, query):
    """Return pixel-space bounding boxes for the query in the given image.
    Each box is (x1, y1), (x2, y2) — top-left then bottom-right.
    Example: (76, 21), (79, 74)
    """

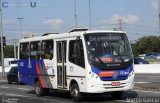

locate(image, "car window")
(14, 68), (18, 74)
(139, 58), (149, 64)
(146, 54), (151, 56)
(134, 59), (138, 64)
(9, 61), (17, 65)
(10, 68), (14, 73)
(134, 58), (149, 64)
(10, 67), (18, 74)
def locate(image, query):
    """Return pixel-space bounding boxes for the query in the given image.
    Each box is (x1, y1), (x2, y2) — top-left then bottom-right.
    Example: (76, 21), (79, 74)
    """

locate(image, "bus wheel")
(70, 83), (83, 102)
(111, 91), (123, 99)
(35, 81), (45, 97)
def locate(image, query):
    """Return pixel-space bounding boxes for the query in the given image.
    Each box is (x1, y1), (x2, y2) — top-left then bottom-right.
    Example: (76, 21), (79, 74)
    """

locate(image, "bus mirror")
(75, 37), (81, 58)
(76, 37), (80, 48)
(76, 36), (81, 43)
(49, 56), (53, 60)
(76, 36), (80, 40)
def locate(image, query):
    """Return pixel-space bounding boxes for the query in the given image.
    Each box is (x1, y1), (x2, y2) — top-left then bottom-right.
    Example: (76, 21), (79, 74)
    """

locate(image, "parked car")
(4, 58), (17, 67)
(7, 66), (19, 84)
(134, 57), (149, 64)
(9, 60), (18, 66)
(144, 52), (160, 60)
(0, 59), (17, 73)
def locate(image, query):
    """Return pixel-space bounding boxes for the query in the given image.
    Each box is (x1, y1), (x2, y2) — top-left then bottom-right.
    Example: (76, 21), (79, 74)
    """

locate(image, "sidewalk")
(0, 72), (7, 80)
(0, 75), (6, 80)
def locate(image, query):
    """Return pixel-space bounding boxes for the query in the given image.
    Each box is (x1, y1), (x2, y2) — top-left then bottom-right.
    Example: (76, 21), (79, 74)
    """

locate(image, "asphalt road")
(135, 73), (160, 84)
(0, 79), (160, 103)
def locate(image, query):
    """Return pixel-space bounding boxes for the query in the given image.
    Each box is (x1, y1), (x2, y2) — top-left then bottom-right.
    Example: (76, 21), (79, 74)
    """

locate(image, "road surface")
(135, 73), (160, 84)
(0, 79), (160, 103)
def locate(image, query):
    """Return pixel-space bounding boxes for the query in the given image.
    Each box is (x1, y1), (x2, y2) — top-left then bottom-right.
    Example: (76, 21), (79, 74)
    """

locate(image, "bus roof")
(85, 30), (125, 34)
(19, 30), (126, 43)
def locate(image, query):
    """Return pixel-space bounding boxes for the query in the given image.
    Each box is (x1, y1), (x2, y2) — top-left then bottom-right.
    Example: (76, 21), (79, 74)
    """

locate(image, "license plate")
(112, 82), (120, 86)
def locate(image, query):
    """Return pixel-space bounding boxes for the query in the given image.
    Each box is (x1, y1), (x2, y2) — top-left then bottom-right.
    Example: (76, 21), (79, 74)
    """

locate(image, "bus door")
(56, 41), (67, 88)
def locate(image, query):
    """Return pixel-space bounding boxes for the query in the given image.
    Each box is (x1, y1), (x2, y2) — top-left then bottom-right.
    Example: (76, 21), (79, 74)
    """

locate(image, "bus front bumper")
(86, 73), (135, 93)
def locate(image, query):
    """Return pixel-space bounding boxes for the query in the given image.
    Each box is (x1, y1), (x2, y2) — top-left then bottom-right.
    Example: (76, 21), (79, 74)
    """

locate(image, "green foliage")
(0, 45), (18, 63)
(1, 36), (160, 59)
(4, 45), (15, 58)
(132, 36), (160, 57)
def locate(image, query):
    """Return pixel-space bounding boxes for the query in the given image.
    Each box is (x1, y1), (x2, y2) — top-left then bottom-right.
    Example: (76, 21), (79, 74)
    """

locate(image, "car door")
(10, 67), (18, 82)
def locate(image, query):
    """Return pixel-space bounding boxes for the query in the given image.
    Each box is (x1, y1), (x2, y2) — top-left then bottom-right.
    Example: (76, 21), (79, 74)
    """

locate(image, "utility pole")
(14, 39), (17, 59)
(17, 18), (23, 38)
(89, 0), (92, 30)
(74, 0), (77, 28)
(158, 0), (160, 33)
(0, 0), (5, 77)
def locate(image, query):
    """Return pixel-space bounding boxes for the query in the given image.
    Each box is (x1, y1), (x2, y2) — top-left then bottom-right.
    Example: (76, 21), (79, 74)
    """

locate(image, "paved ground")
(0, 79), (160, 103)
(134, 73), (160, 91)
(0, 73), (160, 102)
(135, 73), (160, 84)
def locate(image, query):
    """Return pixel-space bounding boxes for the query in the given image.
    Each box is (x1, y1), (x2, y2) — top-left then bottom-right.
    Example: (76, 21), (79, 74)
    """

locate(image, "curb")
(134, 83), (160, 91)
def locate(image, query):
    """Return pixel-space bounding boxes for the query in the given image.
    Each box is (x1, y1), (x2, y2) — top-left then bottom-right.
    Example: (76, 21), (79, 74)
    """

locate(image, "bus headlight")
(91, 73), (95, 78)
(128, 69), (134, 78)
(89, 72), (99, 79)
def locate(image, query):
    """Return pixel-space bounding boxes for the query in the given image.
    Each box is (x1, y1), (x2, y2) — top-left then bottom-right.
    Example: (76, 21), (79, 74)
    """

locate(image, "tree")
(132, 36), (160, 57)
(4, 45), (14, 58)
(0, 45), (18, 64)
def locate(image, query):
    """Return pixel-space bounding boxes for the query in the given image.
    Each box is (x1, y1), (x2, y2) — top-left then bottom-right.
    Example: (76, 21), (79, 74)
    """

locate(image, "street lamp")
(158, 0), (160, 33)
(89, 0), (92, 30)
(0, 0), (5, 77)
(17, 18), (23, 38)
(74, 0), (77, 28)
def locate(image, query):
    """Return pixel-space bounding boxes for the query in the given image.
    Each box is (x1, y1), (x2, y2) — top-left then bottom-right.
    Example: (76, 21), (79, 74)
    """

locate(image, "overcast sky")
(1, 0), (159, 40)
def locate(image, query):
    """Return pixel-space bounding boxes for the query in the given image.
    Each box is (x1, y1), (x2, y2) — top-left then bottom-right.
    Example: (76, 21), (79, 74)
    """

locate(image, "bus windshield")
(85, 33), (133, 70)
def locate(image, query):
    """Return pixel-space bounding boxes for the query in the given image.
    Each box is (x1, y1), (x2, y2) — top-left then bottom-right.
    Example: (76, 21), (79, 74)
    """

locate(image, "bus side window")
(20, 43), (29, 59)
(30, 41), (40, 59)
(69, 40), (85, 68)
(42, 40), (53, 60)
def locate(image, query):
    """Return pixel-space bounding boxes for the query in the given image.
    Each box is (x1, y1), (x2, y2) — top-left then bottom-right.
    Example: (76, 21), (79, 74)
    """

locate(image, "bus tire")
(70, 83), (83, 102)
(35, 81), (45, 97)
(111, 91), (123, 99)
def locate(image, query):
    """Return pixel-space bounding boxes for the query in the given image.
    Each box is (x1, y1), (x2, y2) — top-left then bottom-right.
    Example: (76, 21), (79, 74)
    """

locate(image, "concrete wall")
(134, 64), (160, 73)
